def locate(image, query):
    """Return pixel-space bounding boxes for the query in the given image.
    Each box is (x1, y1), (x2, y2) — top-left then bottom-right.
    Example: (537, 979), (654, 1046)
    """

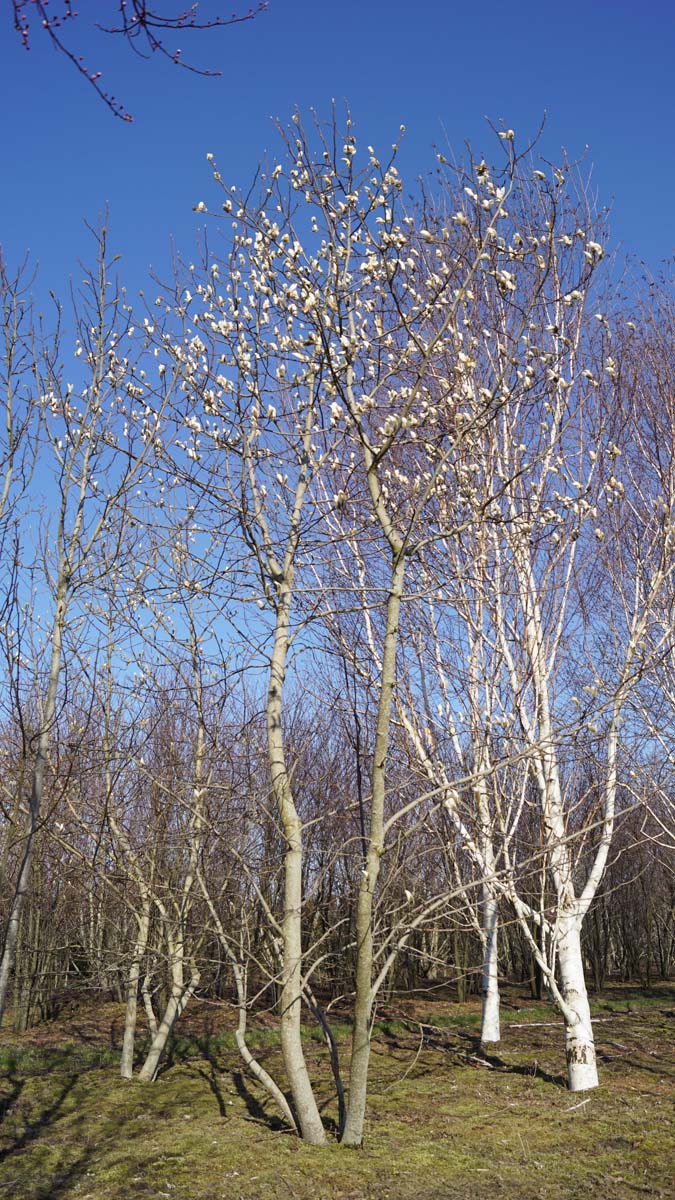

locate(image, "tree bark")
(342, 551), (405, 1148)
(121, 892), (151, 1079)
(138, 955), (200, 1083)
(267, 580), (326, 1146)
(558, 916), (598, 1091)
(480, 886), (500, 1045)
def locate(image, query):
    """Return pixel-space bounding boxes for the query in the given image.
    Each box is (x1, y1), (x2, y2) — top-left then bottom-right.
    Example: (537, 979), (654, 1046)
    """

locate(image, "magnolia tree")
(477, 299), (675, 1090)
(406, 169), (613, 1083)
(152, 113), (629, 1139)
(4, 115), (675, 1133)
(308, 136), (625, 1084)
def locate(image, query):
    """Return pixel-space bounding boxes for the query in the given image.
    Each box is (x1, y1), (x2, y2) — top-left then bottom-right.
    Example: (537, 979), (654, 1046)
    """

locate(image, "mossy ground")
(0, 984), (672, 1199)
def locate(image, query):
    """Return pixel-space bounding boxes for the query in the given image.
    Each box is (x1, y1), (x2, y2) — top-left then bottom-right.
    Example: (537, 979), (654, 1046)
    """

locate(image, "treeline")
(4, 702), (673, 1032)
(0, 114), (674, 1145)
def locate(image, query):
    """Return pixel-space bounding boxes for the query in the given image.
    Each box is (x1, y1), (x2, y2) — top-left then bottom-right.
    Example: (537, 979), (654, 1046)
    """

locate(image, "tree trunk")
(480, 887), (500, 1044)
(234, 974), (298, 1132)
(121, 894), (151, 1079)
(342, 551), (405, 1149)
(454, 925), (467, 1003)
(475, 755), (500, 1044)
(138, 966), (200, 1083)
(267, 580), (326, 1146)
(278, 817), (325, 1141)
(558, 918), (598, 1091)
(196, 869), (298, 1132)
(142, 972), (159, 1037)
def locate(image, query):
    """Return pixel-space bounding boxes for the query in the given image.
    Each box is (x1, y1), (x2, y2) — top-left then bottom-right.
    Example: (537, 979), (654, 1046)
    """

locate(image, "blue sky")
(2, 0), (675, 301)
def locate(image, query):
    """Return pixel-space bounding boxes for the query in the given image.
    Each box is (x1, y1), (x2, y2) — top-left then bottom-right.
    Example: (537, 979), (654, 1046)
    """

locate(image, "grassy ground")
(0, 984), (672, 1199)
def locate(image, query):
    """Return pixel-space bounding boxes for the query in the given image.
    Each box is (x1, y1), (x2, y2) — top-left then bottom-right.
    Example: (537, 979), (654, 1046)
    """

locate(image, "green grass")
(0, 983), (673, 1199)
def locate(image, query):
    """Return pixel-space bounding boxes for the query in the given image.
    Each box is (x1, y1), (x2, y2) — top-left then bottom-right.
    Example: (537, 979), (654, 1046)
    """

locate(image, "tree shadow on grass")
(456, 1032), (567, 1087)
(65, 1021), (120, 1053)
(192, 1034), (228, 1118)
(185, 1033), (293, 1133)
(195, 1062), (227, 1117)
(0, 1073), (79, 1166)
(31, 1152), (93, 1200)
(375, 1023), (568, 1090)
(231, 1070), (292, 1133)
(0, 1066), (23, 1125)
(0, 1072), (100, 1200)
(480, 1049), (565, 1088)
(0, 1088), (147, 1200)
(0, 1153), (93, 1199)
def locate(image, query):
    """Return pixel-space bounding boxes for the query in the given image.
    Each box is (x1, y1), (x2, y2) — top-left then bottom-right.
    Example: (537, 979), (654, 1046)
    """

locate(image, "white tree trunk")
(558, 917), (598, 1091)
(480, 886), (500, 1044)
(474, 738), (500, 1047)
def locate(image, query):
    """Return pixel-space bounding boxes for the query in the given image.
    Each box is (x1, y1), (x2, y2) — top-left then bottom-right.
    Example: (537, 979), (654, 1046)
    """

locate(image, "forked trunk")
(137, 970), (200, 1083)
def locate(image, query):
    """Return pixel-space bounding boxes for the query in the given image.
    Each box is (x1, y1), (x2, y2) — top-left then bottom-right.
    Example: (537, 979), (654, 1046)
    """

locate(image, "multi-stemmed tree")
(157, 114), (640, 1134)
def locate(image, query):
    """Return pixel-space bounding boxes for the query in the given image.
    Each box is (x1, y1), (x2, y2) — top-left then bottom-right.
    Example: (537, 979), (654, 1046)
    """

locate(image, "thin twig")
(382, 1022), (426, 1092)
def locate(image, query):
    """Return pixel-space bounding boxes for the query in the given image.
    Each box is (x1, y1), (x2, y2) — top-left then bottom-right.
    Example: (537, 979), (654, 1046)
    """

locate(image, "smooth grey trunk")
(137, 952), (200, 1083)
(267, 579), (326, 1145)
(342, 551), (405, 1148)
(121, 892), (151, 1079)
(142, 974), (159, 1037)
(241, 388), (324, 1143)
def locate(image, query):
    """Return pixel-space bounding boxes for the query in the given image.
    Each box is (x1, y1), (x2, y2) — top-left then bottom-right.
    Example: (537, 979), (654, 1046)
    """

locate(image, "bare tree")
(0, 225), (168, 1023)
(12, 0), (267, 121)
(409, 163), (675, 1089)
